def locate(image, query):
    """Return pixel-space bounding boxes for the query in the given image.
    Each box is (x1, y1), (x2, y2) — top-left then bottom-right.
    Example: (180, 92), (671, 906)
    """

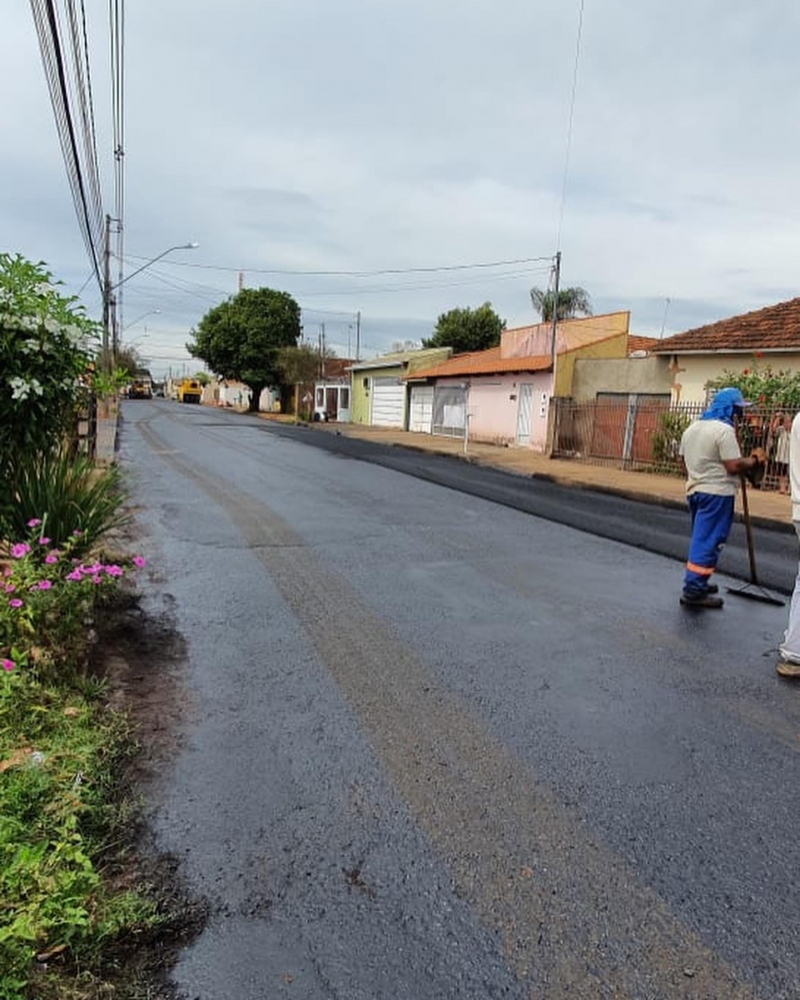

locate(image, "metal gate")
(432, 385), (466, 437)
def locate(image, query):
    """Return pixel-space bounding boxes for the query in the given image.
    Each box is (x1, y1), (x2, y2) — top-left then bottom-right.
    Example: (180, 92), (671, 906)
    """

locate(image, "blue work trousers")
(683, 492), (735, 596)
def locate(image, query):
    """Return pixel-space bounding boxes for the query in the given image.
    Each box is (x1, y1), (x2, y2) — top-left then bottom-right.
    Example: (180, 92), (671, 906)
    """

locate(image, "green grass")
(0, 673), (159, 999)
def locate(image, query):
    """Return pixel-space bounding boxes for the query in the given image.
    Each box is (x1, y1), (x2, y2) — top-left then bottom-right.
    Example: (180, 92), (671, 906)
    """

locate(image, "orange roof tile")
(407, 348), (552, 380)
(627, 334), (659, 354)
(653, 298), (800, 354)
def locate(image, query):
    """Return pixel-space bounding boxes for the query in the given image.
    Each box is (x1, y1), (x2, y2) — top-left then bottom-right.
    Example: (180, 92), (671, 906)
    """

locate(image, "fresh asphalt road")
(122, 400), (800, 1000)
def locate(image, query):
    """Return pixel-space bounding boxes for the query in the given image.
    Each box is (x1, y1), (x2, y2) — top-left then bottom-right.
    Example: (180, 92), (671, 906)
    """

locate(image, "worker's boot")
(776, 660), (800, 679)
(680, 591), (724, 609)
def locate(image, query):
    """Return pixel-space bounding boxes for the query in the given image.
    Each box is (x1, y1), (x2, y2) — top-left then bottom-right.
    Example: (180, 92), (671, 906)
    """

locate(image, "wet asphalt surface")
(121, 401), (800, 1000)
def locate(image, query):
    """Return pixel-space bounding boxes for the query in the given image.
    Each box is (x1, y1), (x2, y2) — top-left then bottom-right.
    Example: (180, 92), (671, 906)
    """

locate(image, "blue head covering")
(700, 386), (749, 426)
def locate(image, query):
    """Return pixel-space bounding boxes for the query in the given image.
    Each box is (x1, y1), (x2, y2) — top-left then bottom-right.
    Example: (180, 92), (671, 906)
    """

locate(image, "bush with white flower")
(0, 252), (99, 487)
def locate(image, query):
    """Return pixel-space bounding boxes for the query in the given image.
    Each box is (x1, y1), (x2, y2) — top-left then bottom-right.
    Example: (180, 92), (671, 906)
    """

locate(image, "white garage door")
(371, 377), (405, 427)
(409, 385), (433, 433)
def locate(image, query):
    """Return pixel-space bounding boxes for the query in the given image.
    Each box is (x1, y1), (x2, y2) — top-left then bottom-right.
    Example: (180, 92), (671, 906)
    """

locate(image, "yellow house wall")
(350, 363), (402, 424)
(554, 332), (629, 397)
(349, 348), (451, 424)
(666, 353), (800, 403)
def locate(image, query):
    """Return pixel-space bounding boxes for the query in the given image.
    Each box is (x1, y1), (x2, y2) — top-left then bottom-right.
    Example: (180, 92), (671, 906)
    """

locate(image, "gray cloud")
(2, 0), (800, 376)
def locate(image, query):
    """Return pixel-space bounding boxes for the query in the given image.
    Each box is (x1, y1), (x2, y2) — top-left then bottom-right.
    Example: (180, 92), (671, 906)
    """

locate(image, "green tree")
(275, 344), (324, 386)
(530, 286), (592, 322)
(115, 343), (143, 378)
(0, 253), (97, 485)
(423, 302), (504, 355)
(187, 287), (301, 411)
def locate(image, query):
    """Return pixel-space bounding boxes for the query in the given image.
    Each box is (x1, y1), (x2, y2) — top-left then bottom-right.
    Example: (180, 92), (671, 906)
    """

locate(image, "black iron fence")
(550, 397), (794, 492)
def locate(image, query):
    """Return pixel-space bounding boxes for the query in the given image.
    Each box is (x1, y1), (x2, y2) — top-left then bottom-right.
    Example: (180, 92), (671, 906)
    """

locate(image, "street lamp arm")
(110, 242), (198, 292)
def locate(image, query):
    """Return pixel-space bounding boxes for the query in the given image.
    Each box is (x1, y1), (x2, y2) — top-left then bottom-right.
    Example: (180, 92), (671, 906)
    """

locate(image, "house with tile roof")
(404, 312), (630, 451)
(652, 297), (800, 403)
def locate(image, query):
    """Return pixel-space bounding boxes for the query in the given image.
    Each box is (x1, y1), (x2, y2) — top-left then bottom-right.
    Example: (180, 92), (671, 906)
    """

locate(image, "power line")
(30, 0), (105, 289)
(285, 266), (554, 297)
(556, 0), (586, 252)
(123, 254), (556, 278)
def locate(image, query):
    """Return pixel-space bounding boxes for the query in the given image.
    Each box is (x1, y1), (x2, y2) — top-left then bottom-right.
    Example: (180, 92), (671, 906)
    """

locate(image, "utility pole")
(660, 297), (671, 338)
(355, 310), (361, 361)
(549, 251), (561, 369)
(238, 270), (244, 292)
(102, 214), (112, 372)
(320, 323), (326, 378)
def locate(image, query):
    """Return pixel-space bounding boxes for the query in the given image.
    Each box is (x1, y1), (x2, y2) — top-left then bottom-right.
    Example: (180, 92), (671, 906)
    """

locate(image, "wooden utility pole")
(356, 310), (361, 361)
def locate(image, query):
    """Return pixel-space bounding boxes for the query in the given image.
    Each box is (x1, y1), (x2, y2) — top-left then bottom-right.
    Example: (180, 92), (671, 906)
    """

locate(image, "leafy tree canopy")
(275, 344), (325, 386)
(530, 286), (592, 323)
(423, 302), (504, 355)
(188, 287), (301, 410)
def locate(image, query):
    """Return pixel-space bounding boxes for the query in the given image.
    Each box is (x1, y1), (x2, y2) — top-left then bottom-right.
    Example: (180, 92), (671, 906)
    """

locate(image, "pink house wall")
(438, 372), (555, 451)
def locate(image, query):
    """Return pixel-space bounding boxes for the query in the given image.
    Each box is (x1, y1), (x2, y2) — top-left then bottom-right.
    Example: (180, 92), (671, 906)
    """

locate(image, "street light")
(111, 242), (199, 293)
(123, 308), (161, 332)
(103, 240), (198, 367)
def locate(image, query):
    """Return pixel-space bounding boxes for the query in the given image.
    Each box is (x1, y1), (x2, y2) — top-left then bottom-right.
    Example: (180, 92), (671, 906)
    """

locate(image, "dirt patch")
(61, 581), (209, 999)
(98, 590), (192, 785)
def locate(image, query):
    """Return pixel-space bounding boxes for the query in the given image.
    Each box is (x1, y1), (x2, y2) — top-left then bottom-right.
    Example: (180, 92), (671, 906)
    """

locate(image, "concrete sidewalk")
(281, 418), (794, 530)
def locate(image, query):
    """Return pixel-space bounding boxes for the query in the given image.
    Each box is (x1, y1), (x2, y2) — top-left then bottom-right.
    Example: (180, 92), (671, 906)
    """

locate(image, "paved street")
(122, 400), (799, 1000)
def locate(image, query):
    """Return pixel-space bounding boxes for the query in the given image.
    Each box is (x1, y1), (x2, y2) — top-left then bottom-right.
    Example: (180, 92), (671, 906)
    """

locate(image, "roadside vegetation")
(0, 253), (168, 998)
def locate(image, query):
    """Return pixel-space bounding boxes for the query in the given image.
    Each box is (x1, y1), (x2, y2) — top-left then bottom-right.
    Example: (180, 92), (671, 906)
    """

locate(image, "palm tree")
(530, 286), (592, 322)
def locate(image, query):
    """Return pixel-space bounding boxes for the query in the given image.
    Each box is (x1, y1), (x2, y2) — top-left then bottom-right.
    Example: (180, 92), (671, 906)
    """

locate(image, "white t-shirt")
(789, 413), (800, 522)
(679, 419), (742, 496)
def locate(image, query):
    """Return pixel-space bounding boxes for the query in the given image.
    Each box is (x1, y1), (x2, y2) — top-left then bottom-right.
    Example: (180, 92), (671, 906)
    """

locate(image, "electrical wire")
(556, 0), (586, 252)
(285, 266), (554, 298)
(123, 254), (557, 278)
(29, 0), (105, 291)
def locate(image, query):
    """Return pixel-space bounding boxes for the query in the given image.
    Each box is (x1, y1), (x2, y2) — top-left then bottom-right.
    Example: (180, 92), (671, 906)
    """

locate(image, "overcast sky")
(2, 1), (799, 376)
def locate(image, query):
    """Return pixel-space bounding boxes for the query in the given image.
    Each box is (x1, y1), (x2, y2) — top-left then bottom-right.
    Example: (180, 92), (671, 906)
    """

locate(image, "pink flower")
(10, 544), (30, 559)
(4, 584), (15, 593)
(72, 530), (83, 537)
(132, 556), (146, 568)
(66, 569), (82, 582)
(84, 562), (102, 575)
(44, 553), (59, 565)
(1, 659), (13, 672)
(27, 518), (41, 528)
(37, 580), (52, 590)
(38, 537), (50, 546)
(104, 565), (124, 577)
(91, 575), (102, 585)
(2, 567), (11, 577)
(8, 599), (23, 609)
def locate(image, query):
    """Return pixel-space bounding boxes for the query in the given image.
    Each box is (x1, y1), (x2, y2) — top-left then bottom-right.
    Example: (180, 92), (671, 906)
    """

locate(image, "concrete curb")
(363, 438), (796, 535)
(260, 412), (795, 534)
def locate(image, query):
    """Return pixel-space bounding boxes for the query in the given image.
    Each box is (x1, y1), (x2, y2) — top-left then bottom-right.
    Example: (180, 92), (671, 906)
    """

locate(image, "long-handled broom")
(726, 476), (785, 606)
